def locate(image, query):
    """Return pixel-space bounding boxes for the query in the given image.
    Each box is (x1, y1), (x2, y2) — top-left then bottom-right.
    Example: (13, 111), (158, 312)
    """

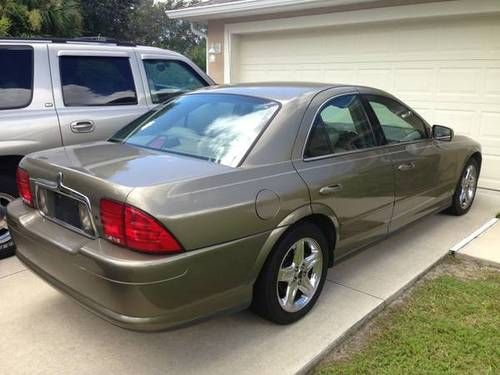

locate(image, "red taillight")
(100, 199), (182, 254)
(16, 168), (33, 207)
(100, 199), (126, 246)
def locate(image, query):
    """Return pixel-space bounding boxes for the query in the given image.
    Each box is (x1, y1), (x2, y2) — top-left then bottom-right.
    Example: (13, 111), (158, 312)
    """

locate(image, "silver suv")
(0, 37), (214, 258)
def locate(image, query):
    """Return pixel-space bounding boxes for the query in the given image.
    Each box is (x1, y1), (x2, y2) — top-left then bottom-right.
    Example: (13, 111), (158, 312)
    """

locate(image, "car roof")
(194, 82), (383, 102)
(0, 37), (184, 57)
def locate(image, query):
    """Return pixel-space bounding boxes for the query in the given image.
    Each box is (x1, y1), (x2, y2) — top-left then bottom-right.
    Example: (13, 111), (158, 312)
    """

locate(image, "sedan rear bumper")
(7, 199), (267, 331)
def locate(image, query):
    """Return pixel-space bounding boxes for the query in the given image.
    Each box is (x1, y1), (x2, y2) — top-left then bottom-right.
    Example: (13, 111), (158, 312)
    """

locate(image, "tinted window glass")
(366, 96), (427, 143)
(143, 59), (206, 104)
(114, 94), (279, 167)
(0, 46), (33, 110)
(305, 95), (376, 158)
(60, 56), (137, 106)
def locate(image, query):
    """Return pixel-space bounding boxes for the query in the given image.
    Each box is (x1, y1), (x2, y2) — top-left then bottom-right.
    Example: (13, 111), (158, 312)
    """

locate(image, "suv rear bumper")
(7, 199), (264, 331)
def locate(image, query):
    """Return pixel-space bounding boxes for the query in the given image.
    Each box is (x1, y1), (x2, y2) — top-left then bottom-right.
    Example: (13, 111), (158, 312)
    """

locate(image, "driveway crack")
(326, 279), (384, 301)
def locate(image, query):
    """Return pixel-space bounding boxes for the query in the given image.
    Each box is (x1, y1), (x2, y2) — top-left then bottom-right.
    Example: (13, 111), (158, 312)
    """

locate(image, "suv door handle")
(319, 184), (343, 195)
(398, 162), (416, 171)
(70, 120), (95, 133)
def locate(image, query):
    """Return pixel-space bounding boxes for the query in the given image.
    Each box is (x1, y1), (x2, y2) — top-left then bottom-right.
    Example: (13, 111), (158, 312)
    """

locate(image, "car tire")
(447, 158), (479, 216)
(0, 175), (17, 259)
(251, 223), (329, 324)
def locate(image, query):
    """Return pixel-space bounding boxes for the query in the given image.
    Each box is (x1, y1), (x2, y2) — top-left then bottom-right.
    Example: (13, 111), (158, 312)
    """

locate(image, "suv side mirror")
(432, 125), (454, 142)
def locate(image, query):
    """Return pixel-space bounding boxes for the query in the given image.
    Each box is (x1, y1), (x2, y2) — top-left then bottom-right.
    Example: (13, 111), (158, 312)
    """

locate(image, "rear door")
(293, 89), (395, 258)
(361, 93), (456, 231)
(0, 43), (61, 154)
(48, 45), (149, 146)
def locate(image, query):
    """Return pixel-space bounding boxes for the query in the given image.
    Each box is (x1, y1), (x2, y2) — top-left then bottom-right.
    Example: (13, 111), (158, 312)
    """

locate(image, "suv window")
(305, 94), (376, 158)
(0, 46), (33, 110)
(60, 56), (137, 106)
(143, 59), (206, 104)
(366, 95), (427, 143)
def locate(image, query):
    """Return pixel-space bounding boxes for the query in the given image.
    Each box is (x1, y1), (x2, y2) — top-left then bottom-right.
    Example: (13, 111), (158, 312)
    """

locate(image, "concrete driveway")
(1, 189), (499, 375)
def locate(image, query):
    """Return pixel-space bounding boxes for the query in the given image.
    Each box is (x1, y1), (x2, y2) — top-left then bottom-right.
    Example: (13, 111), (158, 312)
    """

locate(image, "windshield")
(110, 94), (279, 167)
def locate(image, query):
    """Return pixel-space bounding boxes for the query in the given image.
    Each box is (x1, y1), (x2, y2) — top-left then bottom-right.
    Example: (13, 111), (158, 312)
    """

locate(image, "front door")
(48, 45), (149, 146)
(362, 94), (455, 231)
(293, 91), (395, 258)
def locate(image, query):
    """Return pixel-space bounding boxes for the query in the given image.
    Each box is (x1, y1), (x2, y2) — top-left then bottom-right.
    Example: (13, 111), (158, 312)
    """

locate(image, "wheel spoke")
(278, 266), (295, 283)
(283, 281), (299, 308)
(303, 251), (320, 272)
(459, 189), (467, 206)
(464, 167), (471, 181)
(276, 237), (324, 313)
(299, 277), (315, 297)
(293, 240), (305, 266)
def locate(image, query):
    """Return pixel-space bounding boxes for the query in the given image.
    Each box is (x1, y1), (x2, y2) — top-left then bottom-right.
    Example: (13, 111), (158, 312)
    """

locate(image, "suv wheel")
(252, 223), (328, 324)
(0, 175), (17, 259)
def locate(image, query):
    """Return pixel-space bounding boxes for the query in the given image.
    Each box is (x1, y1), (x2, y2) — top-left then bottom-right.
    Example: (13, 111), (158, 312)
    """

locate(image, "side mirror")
(432, 125), (453, 142)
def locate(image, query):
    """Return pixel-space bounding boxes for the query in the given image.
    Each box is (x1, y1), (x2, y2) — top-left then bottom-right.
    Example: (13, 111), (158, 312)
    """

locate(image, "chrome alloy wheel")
(276, 237), (323, 313)
(459, 164), (477, 209)
(0, 192), (15, 243)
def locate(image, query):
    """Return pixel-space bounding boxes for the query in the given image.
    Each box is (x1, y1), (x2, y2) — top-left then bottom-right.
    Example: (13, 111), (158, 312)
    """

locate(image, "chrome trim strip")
(303, 139), (431, 162)
(32, 176), (97, 239)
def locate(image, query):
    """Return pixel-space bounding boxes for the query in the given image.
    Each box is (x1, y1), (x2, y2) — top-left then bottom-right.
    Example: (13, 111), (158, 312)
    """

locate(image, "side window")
(305, 94), (377, 158)
(143, 59), (206, 104)
(0, 46), (33, 110)
(60, 56), (137, 106)
(366, 95), (427, 143)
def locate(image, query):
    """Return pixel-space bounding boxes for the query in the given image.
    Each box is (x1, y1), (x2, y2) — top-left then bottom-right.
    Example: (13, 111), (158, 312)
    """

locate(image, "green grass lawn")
(316, 260), (500, 374)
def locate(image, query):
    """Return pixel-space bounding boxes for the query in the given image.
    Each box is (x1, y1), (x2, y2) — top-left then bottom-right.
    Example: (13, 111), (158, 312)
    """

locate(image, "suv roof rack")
(0, 36), (136, 47)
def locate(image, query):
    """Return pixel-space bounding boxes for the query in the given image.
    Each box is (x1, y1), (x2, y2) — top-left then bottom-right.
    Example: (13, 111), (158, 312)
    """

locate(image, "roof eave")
(166, 0), (377, 21)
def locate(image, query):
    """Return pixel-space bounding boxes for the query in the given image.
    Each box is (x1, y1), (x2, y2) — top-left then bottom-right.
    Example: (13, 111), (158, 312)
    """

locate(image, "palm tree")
(0, 0), (82, 37)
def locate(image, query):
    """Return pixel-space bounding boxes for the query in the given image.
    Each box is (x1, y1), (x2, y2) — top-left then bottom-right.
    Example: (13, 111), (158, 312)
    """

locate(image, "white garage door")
(233, 15), (500, 190)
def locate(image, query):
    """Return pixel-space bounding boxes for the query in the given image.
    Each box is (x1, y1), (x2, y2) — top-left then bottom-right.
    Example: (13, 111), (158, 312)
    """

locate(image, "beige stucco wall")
(206, 0), (442, 83)
(207, 20), (225, 83)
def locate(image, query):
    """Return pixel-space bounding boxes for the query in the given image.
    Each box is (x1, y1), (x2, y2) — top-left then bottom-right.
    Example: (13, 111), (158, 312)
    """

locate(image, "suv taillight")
(16, 168), (33, 207)
(100, 199), (182, 254)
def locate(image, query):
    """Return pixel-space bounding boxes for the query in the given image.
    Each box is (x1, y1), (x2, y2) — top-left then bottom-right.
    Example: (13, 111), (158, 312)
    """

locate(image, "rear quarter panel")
(125, 161), (311, 250)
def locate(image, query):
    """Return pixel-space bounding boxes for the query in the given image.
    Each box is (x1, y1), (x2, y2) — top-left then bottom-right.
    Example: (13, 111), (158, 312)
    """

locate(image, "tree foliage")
(80, 0), (138, 41)
(0, 0), (82, 37)
(125, 0), (206, 69)
(0, 0), (206, 70)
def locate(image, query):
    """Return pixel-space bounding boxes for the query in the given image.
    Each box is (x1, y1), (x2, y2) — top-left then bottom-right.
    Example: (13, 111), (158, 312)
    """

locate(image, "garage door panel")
(356, 69), (392, 91)
(324, 69), (356, 84)
(480, 112), (500, 138)
(480, 155), (500, 191)
(434, 109), (477, 135)
(438, 68), (481, 95)
(485, 68), (500, 95)
(234, 15), (500, 189)
(394, 68), (434, 94)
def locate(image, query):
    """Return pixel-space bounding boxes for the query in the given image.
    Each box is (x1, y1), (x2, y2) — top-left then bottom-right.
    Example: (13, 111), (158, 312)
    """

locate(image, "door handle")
(398, 162), (416, 171)
(319, 184), (343, 195)
(70, 120), (95, 133)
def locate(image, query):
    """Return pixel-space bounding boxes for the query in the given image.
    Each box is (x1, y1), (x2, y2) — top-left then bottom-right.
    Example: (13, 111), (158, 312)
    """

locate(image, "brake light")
(100, 199), (182, 254)
(16, 168), (33, 207)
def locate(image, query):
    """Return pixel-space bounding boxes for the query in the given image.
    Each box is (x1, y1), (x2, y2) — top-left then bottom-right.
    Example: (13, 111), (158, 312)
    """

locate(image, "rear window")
(0, 46), (33, 110)
(111, 94), (279, 167)
(143, 59), (206, 104)
(60, 56), (137, 106)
